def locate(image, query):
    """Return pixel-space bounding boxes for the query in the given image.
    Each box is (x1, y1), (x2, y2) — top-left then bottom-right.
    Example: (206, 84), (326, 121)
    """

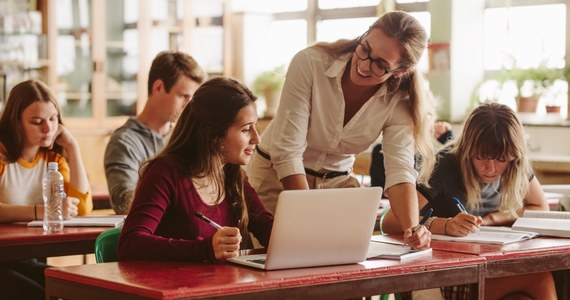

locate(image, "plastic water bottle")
(42, 162), (65, 233)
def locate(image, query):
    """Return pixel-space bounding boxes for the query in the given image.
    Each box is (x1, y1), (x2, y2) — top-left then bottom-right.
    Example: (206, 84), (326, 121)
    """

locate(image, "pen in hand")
(412, 208), (433, 233)
(452, 196), (467, 212)
(194, 212), (223, 230)
(452, 196), (480, 230)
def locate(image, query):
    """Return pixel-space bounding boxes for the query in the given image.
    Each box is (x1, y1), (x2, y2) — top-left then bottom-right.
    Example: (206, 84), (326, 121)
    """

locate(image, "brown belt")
(255, 146), (349, 179)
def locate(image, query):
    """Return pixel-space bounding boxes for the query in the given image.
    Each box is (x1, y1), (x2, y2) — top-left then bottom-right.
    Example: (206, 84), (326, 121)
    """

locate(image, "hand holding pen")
(195, 212), (242, 260)
(447, 196), (483, 237)
(403, 208), (433, 250)
(412, 208), (433, 233)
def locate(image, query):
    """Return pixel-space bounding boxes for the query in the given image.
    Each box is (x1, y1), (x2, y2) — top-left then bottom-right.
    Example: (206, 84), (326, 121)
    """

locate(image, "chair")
(94, 227), (122, 263)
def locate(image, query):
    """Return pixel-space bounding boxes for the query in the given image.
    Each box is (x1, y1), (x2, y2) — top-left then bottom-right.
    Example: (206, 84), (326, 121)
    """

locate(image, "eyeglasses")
(354, 41), (403, 77)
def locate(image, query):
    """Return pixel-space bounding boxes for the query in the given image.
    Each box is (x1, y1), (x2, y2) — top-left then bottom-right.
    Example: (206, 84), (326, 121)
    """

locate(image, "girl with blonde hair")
(383, 102), (555, 299)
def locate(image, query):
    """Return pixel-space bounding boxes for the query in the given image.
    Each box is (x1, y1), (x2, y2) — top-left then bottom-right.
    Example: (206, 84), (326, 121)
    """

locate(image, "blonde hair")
(312, 11), (435, 185)
(451, 102), (529, 213)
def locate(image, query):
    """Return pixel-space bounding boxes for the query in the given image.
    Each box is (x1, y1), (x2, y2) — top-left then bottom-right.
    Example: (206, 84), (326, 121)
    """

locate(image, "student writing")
(382, 102), (555, 299)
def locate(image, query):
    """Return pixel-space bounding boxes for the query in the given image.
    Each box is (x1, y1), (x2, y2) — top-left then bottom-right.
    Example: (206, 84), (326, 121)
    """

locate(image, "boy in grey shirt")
(104, 51), (206, 214)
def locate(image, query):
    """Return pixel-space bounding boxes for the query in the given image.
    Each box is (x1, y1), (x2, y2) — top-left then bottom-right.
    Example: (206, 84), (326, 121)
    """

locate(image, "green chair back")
(94, 227), (122, 263)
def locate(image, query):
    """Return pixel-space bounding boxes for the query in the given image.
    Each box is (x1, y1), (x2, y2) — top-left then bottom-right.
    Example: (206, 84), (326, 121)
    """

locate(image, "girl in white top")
(247, 11), (435, 249)
(0, 79), (92, 300)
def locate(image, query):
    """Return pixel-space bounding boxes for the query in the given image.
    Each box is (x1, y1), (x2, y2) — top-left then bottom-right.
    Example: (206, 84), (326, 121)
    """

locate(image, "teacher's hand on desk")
(212, 227), (242, 261)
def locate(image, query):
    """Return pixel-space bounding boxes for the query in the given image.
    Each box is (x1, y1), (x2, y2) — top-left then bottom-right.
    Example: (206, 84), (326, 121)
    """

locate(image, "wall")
(71, 129), (112, 190)
(428, 0), (485, 122)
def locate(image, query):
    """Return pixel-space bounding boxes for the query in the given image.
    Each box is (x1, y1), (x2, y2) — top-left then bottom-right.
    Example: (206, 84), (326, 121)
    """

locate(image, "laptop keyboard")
(247, 258), (266, 264)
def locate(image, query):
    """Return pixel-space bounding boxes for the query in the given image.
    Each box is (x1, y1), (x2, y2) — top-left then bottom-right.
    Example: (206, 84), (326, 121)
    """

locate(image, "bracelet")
(34, 204), (38, 221)
(443, 217), (452, 234)
(424, 217), (437, 231)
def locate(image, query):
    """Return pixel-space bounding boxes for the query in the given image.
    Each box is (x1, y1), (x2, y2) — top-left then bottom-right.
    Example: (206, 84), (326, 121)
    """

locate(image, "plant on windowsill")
(510, 66), (561, 113)
(252, 66), (285, 119)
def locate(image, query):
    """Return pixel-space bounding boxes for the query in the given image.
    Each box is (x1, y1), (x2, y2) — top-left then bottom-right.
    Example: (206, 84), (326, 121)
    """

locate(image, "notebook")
(228, 187), (382, 270)
(369, 235), (433, 260)
(512, 210), (570, 238)
(430, 226), (538, 245)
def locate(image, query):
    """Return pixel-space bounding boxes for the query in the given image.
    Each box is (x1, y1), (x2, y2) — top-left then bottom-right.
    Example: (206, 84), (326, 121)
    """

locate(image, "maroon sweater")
(118, 158), (274, 262)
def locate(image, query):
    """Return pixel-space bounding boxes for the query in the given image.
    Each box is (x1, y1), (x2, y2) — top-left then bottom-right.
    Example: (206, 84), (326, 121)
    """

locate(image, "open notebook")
(512, 210), (570, 238)
(28, 215), (125, 228)
(430, 226), (538, 245)
(369, 235), (433, 260)
(228, 187), (382, 270)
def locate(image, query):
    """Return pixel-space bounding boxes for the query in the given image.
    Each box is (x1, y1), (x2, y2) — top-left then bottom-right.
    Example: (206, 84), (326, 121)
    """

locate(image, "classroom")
(1, 0), (570, 299)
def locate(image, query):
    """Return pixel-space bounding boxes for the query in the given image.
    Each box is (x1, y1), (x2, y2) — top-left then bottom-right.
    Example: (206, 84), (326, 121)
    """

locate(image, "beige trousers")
(246, 150), (361, 214)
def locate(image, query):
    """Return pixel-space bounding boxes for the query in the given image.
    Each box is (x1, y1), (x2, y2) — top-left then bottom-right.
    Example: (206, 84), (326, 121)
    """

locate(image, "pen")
(194, 212), (223, 230)
(412, 208), (433, 232)
(452, 196), (467, 212)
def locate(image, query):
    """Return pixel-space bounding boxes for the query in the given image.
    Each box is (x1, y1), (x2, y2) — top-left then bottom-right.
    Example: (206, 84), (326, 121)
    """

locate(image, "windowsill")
(452, 114), (570, 127)
(518, 113), (570, 127)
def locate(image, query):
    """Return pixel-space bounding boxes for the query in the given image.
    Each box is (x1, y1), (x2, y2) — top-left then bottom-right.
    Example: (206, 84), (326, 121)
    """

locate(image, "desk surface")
(431, 237), (570, 279)
(0, 224), (106, 261)
(430, 237), (570, 257)
(46, 250), (485, 300)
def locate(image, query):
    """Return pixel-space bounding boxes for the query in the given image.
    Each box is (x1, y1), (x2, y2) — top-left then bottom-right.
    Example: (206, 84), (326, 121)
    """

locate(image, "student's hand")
(212, 227), (242, 261)
(403, 225), (431, 250)
(62, 197), (79, 220)
(446, 212), (483, 236)
(433, 121), (452, 139)
(51, 124), (78, 151)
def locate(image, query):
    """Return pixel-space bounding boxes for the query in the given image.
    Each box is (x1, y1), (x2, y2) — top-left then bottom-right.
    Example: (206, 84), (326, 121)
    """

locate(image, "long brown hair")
(0, 79), (64, 162)
(451, 102), (529, 213)
(312, 11), (435, 185)
(142, 77), (257, 231)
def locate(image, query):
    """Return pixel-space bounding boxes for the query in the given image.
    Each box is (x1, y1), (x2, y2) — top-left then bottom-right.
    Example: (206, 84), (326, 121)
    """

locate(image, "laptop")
(228, 187), (382, 270)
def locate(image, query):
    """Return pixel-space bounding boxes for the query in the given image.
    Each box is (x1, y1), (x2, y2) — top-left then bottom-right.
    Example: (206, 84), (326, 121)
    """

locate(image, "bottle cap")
(47, 162), (58, 171)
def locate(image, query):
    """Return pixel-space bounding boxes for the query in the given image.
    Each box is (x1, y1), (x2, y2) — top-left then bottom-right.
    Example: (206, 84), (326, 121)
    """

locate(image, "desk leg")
(553, 269), (570, 300)
(470, 264), (485, 300)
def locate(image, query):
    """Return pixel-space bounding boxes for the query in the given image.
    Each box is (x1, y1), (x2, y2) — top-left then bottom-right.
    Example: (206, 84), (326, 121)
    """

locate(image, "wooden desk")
(45, 250), (485, 300)
(432, 237), (570, 299)
(430, 237), (570, 276)
(0, 224), (106, 262)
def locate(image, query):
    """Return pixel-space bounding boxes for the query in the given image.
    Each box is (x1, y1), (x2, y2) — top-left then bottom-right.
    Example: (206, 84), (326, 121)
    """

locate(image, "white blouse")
(259, 47), (417, 190)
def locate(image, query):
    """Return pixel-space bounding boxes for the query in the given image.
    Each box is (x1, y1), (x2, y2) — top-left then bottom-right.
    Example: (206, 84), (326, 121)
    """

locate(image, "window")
(484, 4), (565, 70)
(481, 1), (568, 119)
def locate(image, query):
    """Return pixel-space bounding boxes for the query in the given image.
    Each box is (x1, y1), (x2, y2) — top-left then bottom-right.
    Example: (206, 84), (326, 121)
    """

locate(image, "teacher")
(247, 11), (436, 249)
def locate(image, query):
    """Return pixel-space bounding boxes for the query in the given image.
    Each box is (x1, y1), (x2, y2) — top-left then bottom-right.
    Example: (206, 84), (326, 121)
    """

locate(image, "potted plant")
(510, 66), (561, 113)
(252, 66), (285, 118)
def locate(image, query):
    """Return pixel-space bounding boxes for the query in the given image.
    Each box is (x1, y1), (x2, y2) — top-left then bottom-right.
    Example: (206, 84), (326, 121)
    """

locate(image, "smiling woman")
(246, 11), (436, 251)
